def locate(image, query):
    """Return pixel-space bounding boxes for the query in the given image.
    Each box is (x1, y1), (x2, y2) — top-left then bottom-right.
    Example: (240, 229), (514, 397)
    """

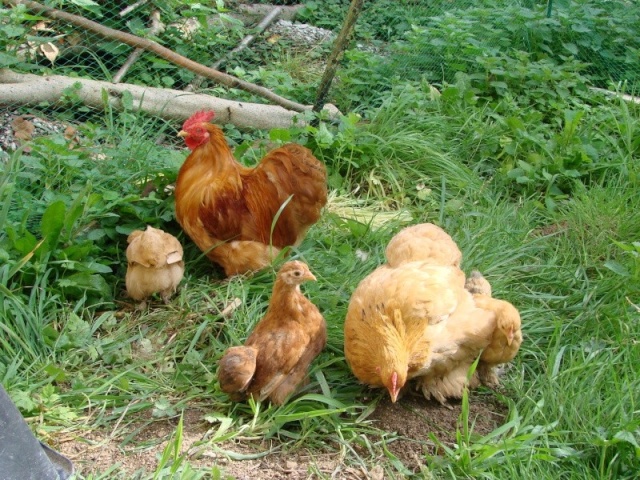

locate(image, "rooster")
(174, 111), (327, 276)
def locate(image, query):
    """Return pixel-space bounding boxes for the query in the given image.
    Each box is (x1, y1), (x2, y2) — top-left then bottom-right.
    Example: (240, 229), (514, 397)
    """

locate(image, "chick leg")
(160, 289), (174, 305)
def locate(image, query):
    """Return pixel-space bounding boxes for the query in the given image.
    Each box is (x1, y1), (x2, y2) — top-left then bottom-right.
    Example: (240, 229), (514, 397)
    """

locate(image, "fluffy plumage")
(385, 223), (462, 268)
(175, 110), (327, 276)
(125, 226), (184, 308)
(344, 224), (516, 405)
(217, 261), (327, 405)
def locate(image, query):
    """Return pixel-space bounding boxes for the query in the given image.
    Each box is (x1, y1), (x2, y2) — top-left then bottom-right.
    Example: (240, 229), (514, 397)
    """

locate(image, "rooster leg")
(214, 241), (283, 276)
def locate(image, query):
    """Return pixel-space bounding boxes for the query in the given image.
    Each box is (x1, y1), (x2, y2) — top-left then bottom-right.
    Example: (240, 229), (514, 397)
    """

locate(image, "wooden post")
(312, 0), (364, 117)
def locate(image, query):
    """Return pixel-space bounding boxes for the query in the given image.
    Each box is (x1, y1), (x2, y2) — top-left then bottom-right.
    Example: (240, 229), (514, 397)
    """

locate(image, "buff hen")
(344, 261), (495, 405)
(125, 226), (184, 308)
(175, 111), (327, 277)
(465, 271), (523, 387)
(218, 261), (327, 405)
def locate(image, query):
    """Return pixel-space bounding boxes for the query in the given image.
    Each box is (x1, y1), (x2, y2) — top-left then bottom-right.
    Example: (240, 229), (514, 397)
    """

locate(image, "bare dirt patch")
(53, 392), (507, 479)
(366, 390), (508, 473)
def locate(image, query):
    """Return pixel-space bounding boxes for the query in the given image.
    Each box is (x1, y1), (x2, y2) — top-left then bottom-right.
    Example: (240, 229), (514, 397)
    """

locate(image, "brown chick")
(465, 270), (523, 387)
(217, 261), (327, 405)
(125, 226), (184, 309)
(344, 261), (495, 405)
(385, 223), (462, 268)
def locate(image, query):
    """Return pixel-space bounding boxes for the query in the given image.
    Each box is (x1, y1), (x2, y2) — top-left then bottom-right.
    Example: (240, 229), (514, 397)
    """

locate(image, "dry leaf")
(66, 33), (82, 47)
(11, 116), (35, 142)
(32, 21), (54, 32)
(40, 42), (59, 64)
(63, 126), (77, 140)
(221, 298), (242, 317)
(267, 34), (281, 44)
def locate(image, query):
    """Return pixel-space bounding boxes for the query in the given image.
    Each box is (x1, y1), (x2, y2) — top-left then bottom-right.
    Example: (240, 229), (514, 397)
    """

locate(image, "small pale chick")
(217, 261), (327, 405)
(465, 270), (523, 388)
(385, 223), (462, 268)
(125, 226), (184, 309)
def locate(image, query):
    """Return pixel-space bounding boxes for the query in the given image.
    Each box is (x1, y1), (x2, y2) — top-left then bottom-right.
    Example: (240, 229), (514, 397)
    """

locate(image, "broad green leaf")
(603, 260), (630, 277)
(41, 200), (66, 254)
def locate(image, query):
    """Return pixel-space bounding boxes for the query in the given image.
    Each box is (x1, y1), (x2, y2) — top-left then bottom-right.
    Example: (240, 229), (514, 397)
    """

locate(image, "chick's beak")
(177, 130), (188, 138)
(305, 271), (317, 282)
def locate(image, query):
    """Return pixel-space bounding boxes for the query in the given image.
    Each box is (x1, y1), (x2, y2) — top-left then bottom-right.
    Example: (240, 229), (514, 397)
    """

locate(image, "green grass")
(3, 148), (639, 478)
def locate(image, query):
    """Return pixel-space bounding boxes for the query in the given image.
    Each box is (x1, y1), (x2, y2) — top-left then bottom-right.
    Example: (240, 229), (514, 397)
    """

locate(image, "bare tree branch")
(0, 69), (340, 129)
(185, 6), (283, 92)
(6, 0), (309, 112)
(119, 0), (149, 17)
(113, 10), (163, 83)
(313, 0), (364, 114)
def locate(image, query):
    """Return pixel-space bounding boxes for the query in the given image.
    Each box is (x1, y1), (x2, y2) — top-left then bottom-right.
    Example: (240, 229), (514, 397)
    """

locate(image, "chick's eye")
(293, 270), (302, 276)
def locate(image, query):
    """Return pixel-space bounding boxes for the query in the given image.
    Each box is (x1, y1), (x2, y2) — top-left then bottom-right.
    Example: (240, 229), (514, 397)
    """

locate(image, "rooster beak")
(177, 130), (188, 138)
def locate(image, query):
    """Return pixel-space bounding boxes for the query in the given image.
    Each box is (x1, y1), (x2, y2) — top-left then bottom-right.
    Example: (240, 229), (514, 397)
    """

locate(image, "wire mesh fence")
(365, 0), (640, 91)
(0, 0), (639, 155)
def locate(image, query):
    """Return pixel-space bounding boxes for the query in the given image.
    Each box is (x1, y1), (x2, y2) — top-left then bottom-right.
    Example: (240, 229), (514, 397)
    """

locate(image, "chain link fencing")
(373, 0), (640, 90)
(0, 0), (638, 154)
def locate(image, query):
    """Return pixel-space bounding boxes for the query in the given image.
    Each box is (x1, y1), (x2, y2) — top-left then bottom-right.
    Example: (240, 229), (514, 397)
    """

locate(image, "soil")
(53, 391), (507, 479)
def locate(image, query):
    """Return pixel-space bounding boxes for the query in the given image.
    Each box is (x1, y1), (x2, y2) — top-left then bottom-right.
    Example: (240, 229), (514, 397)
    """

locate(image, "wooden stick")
(185, 6), (283, 92)
(313, 0), (364, 114)
(119, 0), (148, 17)
(7, 0), (308, 112)
(0, 69), (334, 129)
(113, 10), (163, 83)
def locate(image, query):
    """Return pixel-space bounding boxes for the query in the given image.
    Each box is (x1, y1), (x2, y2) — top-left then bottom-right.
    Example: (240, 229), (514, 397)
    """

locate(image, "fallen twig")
(185, 6), (283, 92)
(113, 10), (163, 83)
(590, 87), (640, 104)
(119, 0), (149, 17)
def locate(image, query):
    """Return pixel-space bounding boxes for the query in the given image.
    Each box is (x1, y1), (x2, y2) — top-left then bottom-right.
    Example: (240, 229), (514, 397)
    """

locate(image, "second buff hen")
(125, 226), (184, 308)
(344, 223), (496, 405)
(465, 270), (523, 387)
(218, 261), (327, 405)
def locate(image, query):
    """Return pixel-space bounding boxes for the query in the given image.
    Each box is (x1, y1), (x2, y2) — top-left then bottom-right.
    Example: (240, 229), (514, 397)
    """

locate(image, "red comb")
(182, 110), (215, 130)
